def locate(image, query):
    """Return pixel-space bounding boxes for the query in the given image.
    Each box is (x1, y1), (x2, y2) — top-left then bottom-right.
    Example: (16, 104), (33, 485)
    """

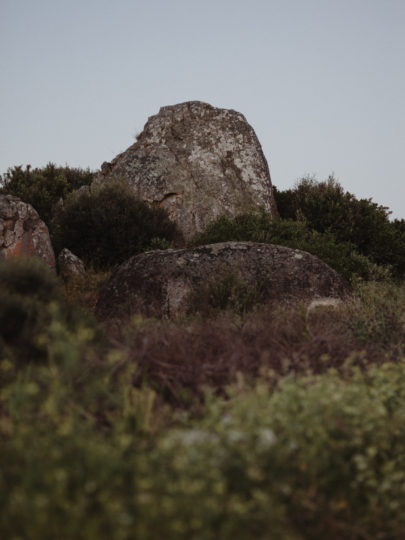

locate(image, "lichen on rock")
(94, 101), (277, 240)
(57, 248), (85, 283)
(96, 242), (350, 320)
(0, 195), (55, 269)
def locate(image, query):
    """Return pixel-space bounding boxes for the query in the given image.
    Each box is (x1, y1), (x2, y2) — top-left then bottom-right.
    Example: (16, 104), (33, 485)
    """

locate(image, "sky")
(1, 0), (404, 218)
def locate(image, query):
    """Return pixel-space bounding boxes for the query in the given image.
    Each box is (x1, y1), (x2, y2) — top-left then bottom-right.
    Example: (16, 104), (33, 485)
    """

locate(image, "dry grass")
(104, 282), (405, 405)
(62, 268), (112, 313)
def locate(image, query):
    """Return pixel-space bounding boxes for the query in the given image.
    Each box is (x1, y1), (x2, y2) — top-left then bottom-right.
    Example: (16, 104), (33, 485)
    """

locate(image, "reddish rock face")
(94, 101), (277, 241)
(0, 195), (56, 269)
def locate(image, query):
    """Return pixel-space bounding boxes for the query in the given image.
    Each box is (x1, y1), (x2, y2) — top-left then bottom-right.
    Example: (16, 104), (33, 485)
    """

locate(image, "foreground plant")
(1, 273), (404, 539)
(144, 359), (405, 539)
(3, 349), (405, 538)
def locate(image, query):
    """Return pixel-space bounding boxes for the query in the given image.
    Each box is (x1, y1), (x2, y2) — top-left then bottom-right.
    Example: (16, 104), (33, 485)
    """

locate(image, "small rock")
(307, 297), (342, 313)
(57, 248), (85, 282)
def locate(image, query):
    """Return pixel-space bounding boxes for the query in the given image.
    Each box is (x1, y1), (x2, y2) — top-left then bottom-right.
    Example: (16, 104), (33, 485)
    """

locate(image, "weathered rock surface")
(57, 248), (85, 282)
(96, 242), (350, 320)
(94, 101), (277, 240)
(0, 195), (55, 268)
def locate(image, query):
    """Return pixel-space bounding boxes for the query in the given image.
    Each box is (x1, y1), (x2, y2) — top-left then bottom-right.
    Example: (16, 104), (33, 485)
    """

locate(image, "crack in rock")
(93, 101), (278, 240)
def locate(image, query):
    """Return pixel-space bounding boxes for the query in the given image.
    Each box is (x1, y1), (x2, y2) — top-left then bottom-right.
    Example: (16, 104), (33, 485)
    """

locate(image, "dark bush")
(0, 163), (94, 224)
(52, 181), (179, 270)
(187, 265), (264, 316)
(191, 210), (378, 281)
(274, 176), (405, 278)
(0, 258), (66, 365)
(0, 257), (99, 370)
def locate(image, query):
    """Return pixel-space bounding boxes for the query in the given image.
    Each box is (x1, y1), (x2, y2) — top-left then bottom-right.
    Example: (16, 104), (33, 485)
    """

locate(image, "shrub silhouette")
(274, 176), (405, 277)
(0, 163), (94, 223)
(0, 257), (98, 368)
(52, 181), (179, 269)
(187, 265), (264, 316)
(191, 209), (375, 281)
(0, 258), (67, 364)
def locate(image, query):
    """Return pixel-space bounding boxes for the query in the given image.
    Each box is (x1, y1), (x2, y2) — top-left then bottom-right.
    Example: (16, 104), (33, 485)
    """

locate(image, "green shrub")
(0, 320), (295, 540)
(0, 163), (94, 223)
(1, 278), (405, 538)
(0, 258), (63, 364)
(62, 267), (112, 314)
(52, 181), (179, 270)
(4, 356), (405, 539)
(187, 265), (264, 316)
(6, 355), (404, 539)
(191, 210), (379, 281)
(0, 319), (172, 540)
(0, 258), (96, 367)
(149, 360), (405, 538)
(345, 281), (405, 349)
(274, 176), (405, 278)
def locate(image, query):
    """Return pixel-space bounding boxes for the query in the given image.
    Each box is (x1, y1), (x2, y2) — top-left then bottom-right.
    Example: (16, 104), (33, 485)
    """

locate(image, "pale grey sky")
(1, 0), (404, 218)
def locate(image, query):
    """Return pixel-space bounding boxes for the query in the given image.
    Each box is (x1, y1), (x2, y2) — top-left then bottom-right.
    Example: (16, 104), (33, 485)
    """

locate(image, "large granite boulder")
(96, 242), (350, 320)
(0, 195), (55, 268)
(94, 101), (277, 240)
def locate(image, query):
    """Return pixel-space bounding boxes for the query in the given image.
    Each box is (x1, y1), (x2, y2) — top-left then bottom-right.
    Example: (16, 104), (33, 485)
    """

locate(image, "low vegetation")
(0, 163), (94, 224)
(192, 210), (386, 282)
(51, 180), (179, 269)
(1, 269), (405, 538)
(0, 258), (97, 367)
(274, 176), (405, 278)
(192, 175), (405, 282)
(187, 264), (265, 317)
(1, 167), (405, 538)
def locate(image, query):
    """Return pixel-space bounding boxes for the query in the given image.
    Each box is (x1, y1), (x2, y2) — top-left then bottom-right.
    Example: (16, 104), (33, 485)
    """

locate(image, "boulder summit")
(94, 101), (277, 240)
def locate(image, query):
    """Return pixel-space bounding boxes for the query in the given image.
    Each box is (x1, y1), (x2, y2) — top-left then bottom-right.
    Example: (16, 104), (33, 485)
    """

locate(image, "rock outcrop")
(57, 248), (85, 282)
(0, 195), (55, 268)
(94, 101), (277, 240)
(96, 242), (350, 320)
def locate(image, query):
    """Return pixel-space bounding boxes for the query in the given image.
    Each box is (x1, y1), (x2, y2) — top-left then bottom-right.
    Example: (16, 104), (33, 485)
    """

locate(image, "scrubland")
(1, 166), (405, 539)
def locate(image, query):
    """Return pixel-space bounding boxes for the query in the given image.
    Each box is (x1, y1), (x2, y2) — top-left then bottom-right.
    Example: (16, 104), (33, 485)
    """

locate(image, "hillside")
(0, 166), (405, 538)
